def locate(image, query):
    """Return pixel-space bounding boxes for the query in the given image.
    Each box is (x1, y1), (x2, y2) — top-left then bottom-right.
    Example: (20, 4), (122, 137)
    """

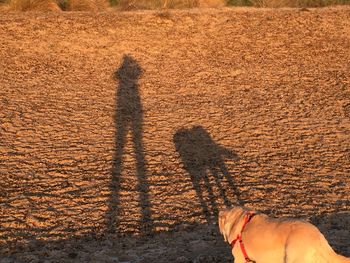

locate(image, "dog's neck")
(226, 210), (255, 245)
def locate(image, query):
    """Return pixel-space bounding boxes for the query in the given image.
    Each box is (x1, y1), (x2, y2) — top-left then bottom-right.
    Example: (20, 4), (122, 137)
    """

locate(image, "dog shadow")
(173, 125), (240, 223)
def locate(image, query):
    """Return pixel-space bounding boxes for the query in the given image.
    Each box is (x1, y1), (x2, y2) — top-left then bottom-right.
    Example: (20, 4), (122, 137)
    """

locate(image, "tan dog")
(219, 207), (350, 263)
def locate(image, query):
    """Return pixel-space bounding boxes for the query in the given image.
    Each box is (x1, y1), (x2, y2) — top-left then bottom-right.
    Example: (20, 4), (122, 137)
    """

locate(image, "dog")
(218, 206), (350, 263)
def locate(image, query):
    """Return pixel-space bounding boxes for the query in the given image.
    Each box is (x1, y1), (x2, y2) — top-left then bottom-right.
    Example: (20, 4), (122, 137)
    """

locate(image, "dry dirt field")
(0, 6), (350, 263)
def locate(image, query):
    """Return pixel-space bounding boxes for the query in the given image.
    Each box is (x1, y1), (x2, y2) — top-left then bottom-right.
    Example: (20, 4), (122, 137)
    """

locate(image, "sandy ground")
(0, 7), (349, 262)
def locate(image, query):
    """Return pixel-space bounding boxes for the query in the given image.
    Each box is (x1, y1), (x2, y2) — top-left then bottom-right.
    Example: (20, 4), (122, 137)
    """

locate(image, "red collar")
(230, 211), (255, 263)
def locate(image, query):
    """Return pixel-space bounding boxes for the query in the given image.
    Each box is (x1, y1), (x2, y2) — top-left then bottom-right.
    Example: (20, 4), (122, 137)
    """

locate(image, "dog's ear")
(219, 207), (246, 243)
(218, 210), (229, 242)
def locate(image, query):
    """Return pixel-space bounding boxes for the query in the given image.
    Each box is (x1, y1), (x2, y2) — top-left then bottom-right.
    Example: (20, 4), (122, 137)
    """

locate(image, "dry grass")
(116, 0), (224, 10)
(3, 0), (350, 12)
(0, 0), (9, 10)
(200, 0), (225, 7)
(117, 0), (349, 9)
(9, 0), (61, 11)
(0, 2), (9, 11)
(8, 0), (109, 11)
(117, 0), (193, 10)
(61, 0), (109, 11)
(228, 0), (350, 7)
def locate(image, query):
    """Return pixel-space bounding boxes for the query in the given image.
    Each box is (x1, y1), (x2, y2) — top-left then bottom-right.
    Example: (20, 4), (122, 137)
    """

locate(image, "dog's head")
(218, 206), (254, 242)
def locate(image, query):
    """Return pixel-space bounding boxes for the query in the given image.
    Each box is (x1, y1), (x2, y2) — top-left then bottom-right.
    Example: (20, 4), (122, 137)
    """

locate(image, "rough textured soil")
(0, 7), (350, 263)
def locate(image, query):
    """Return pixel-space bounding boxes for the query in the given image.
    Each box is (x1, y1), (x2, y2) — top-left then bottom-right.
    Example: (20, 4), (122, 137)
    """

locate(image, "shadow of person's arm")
(217, 145), (239, 161)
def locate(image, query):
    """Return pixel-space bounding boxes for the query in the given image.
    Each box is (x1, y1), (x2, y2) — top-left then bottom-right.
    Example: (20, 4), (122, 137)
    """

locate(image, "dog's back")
(219, 207), (350, 263)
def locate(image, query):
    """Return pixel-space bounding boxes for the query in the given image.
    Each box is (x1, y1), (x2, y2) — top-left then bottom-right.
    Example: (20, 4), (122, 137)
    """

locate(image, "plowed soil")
(0, 7), (350, 263)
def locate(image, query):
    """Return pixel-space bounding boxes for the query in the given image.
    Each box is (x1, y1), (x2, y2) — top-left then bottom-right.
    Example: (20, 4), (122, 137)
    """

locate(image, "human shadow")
(310, 212), (350, 257)
(173, 126), (241, 223)
(106, 55), (152, 234)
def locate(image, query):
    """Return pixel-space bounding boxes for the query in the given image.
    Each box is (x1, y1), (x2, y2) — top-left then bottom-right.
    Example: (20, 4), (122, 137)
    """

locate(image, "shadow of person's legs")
(107, 115), (127, 233)
(218, 160), (243, 206)
(190, 168), (213, 223)
(210, 165), (232, 207)
(132, 119), (153, 233)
